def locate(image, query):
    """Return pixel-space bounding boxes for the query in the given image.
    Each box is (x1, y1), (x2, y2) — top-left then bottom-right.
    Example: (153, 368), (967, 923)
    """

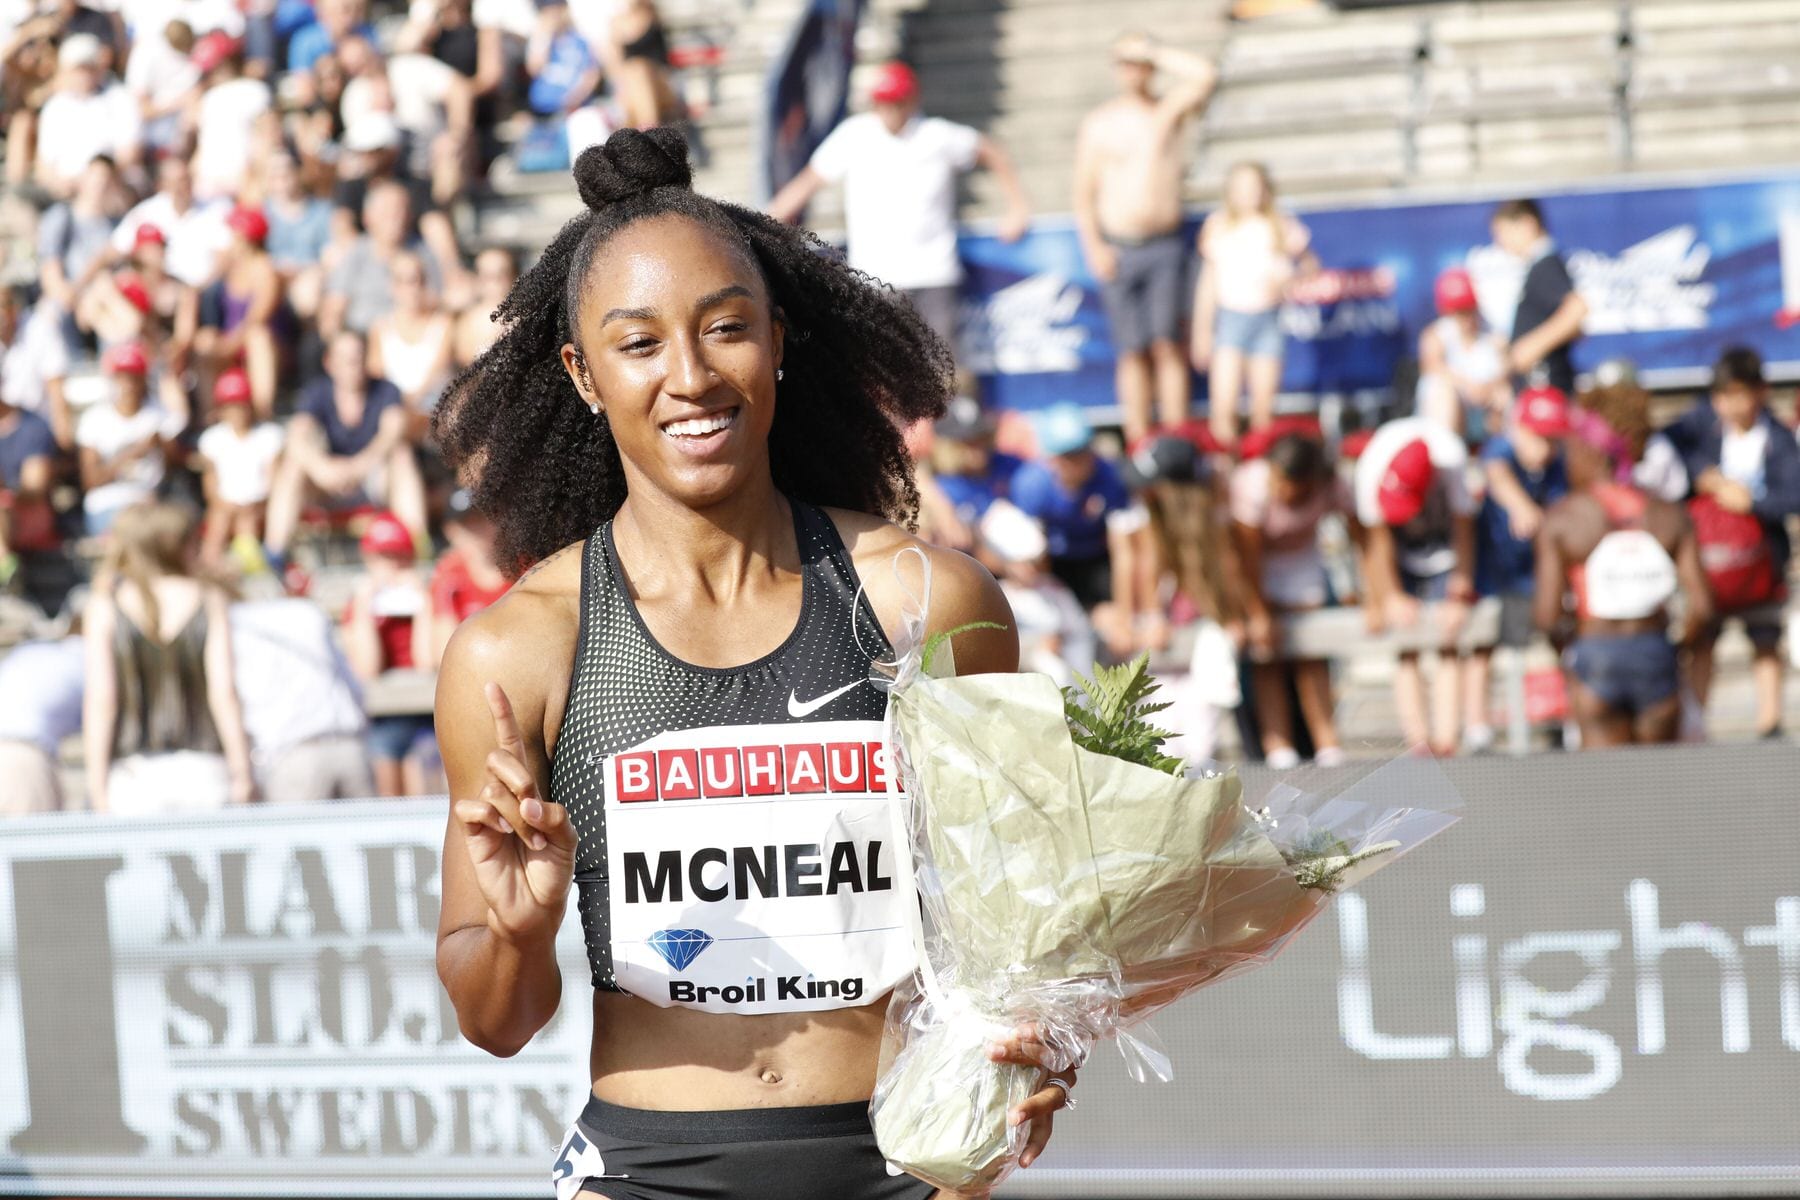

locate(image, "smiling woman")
(426, 128), (1071, 1200)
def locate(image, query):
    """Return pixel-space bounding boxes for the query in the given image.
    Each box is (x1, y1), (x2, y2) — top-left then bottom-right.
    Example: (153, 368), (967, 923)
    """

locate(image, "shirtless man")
(1535, 406), (1711, 748)
(1074, 33), (1218, 442)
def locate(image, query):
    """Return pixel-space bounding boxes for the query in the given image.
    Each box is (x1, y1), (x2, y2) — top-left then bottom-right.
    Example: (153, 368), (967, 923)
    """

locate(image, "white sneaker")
(1314, 746), (1348, 768)
(1462, 724), (1496, 754)
(1266, 747), (1301, 770)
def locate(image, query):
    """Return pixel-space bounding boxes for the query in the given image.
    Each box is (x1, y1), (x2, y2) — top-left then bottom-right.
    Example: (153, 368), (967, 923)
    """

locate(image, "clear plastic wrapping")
(868, 664), (1461, 1193)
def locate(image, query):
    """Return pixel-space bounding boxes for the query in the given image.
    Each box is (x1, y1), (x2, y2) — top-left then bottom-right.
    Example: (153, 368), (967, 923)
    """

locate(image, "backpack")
(1688, 494), (1780, 612)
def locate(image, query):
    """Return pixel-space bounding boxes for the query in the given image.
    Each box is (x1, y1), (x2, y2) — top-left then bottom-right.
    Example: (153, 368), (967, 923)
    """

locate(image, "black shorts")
(1100, 231), (1187, 354)
(1049, 552), (1112, 610)
(556, 1096), (936, 1200)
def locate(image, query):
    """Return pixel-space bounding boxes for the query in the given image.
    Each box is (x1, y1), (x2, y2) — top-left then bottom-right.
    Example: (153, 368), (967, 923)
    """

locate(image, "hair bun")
(573, 127), (693, 210)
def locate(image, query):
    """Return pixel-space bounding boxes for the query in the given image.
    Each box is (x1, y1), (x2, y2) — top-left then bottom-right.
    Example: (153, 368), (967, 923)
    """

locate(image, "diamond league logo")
(647, 928), (714, 971)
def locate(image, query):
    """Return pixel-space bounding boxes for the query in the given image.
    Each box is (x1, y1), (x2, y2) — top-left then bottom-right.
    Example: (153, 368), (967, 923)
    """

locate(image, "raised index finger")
(485, 681), (528, 761)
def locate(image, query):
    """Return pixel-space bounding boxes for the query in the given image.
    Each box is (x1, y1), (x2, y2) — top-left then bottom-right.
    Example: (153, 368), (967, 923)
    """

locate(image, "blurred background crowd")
(0, 0), (1795, 817)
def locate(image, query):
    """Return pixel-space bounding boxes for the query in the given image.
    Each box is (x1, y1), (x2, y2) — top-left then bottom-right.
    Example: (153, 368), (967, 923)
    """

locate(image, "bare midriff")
(587, 990), (889, 1109)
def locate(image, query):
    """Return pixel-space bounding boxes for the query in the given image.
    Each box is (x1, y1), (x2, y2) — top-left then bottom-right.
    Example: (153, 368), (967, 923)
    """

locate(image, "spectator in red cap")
(1230, 431), (1351, 767)
(344, 509), (438, 796)
(1416, 264), (1507, 439)
(1075, 32), (1219, 443)
(1462, 385), (1571, 752)
(768, 59), (1032, 364)
(185, 203), (280, 419)
(111, 154), (233, 291)
(190, 33), (272, 200)
(196, 367), (285, 568)
(76, 341), (183, 535)
(1353, 413), (1480, 755)
(427, 487), (513, 667)
(79, 224), (185, 352)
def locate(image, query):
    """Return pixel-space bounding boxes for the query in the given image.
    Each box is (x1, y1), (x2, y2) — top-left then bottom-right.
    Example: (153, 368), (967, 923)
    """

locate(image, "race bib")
(1584, 529), (1678, 621)
(601, 719), (914, 1015)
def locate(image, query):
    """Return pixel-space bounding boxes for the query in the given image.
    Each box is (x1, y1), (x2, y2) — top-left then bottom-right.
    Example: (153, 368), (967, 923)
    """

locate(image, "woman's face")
(1226, 166), (1268, 214)
(565, 213), (783, 511)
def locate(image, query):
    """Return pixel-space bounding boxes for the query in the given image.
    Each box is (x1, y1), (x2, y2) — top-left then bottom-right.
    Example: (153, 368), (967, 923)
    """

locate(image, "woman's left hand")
(987, 1022), (1080, 1170)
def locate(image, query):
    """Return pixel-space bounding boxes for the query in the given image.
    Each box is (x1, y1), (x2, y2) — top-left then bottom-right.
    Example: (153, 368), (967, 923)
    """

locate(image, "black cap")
(1125, 434), (1209, 489)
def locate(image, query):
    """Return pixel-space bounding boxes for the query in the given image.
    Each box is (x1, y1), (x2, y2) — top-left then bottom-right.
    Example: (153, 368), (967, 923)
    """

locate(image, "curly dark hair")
(432, 126), (954, 570)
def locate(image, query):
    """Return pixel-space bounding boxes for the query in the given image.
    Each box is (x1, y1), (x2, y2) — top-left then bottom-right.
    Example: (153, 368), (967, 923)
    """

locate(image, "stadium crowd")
(0, 18), (1794, 816)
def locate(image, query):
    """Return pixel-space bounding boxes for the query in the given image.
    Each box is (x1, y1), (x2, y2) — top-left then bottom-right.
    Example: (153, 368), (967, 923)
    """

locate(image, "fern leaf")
(1062, 653), (1184, 775)
(920, 620), (1007, 678)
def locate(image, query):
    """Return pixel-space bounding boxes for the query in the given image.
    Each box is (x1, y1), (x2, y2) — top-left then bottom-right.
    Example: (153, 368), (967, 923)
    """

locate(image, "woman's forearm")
(438, 923), (563, 1056)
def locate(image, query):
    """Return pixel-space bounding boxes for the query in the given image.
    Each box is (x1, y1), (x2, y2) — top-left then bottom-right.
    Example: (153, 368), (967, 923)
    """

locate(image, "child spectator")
(262, 329), (428, 574)
(1354, 414), (1481, 755)
(1535, 407), (1711, 747)
(1490, 199), (1587, 395)
(1230, 430), (1349, 767)
(978, 498), (1094, 686)
(427, 487), (511, 667)
(1416, 266), (1507, 439)
(922, 396), (1022, 551)
(196, 368), (284, 568)
(343, 510), (436, 796)
(1662, 346), (1800, 740)
(1464, 385), (1570, 752)
(1010, 403), (1155, 655)
(1193, 161), (1312, 445)
(78, 224), (182, 354)
(76, 342), (182, 535)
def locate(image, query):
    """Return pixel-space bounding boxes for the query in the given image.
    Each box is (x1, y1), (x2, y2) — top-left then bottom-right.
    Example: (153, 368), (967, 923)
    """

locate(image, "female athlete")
(432, 127), (1077, 1198)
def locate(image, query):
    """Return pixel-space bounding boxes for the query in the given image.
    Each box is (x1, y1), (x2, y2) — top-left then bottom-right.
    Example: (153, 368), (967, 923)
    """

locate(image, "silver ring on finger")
(1044, 1075), (1076, 1111)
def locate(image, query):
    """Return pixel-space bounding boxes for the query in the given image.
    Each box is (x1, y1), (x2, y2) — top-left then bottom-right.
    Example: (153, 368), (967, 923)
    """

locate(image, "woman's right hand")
(452, 681), (576, 944)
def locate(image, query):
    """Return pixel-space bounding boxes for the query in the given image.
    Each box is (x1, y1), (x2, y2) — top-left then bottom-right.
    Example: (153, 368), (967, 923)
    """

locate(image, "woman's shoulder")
(821, 507), (1018, 671)
(436, 539), (587, 722)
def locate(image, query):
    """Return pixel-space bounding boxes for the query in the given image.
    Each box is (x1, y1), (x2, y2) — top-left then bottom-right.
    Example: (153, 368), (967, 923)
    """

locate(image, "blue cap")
(1032, 403), (1091, 457)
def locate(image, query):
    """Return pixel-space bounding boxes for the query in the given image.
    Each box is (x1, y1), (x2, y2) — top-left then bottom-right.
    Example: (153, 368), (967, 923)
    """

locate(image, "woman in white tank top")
(1192, 162), (1312, 446)
(367, 250), (454, 429)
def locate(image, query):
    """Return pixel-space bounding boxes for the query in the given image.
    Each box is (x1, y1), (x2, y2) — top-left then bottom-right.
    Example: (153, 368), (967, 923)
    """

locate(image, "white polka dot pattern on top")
(547, 500), (895, 990)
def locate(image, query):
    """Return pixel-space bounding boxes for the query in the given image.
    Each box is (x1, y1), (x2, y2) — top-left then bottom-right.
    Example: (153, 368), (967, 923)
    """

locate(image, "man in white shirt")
(229, 598), (374, 803)
(33, 33), (144, 197)
(767, 61), (1030, 360)
(110, 154), (232, 289)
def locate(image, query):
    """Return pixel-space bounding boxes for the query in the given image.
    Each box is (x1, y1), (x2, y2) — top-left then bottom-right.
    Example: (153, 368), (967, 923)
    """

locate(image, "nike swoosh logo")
(786, 680), (866, 718)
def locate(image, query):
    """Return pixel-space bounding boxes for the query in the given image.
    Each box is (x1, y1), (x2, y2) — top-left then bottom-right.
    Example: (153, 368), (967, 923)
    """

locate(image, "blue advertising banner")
(956, 173), (1800, 419)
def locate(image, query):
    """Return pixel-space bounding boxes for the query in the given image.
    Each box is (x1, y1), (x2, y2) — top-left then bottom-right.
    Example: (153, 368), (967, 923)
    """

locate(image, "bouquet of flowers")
(868, 620), (1460, 1192)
